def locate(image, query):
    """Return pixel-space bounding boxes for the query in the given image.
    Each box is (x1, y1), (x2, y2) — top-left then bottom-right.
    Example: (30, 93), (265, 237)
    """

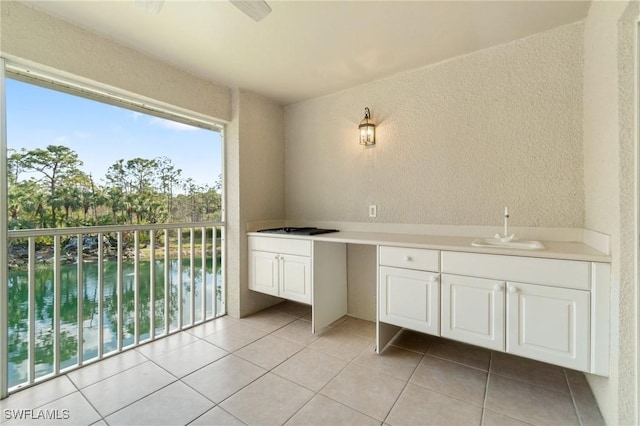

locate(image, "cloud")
(74, 131), (91, 140)
(149, 117), (197, 132)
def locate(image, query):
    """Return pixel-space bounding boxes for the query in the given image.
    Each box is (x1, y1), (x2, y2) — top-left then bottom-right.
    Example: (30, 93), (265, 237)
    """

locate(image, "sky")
(6, 78), (222, 189)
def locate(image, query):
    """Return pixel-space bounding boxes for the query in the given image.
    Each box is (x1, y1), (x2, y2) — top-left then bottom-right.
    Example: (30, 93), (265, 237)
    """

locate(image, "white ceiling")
(24, 0), (591, 106)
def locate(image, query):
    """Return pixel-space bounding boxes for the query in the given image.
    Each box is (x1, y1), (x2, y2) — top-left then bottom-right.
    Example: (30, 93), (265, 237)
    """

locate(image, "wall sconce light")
(359, 107), (376, 145)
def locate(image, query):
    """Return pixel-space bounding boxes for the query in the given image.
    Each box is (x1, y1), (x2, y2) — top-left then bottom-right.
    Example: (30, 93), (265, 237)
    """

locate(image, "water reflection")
(7, 258), (222, 388)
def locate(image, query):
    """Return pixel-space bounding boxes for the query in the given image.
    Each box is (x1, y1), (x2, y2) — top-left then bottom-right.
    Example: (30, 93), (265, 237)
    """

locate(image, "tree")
(157, 157), (182, 222)
(105, 157), (163, 223)
(7, 149), (24, 185)
(8, 179), (43, 227)
(19, 145), (84, 228)
(9, 147), (222, 230)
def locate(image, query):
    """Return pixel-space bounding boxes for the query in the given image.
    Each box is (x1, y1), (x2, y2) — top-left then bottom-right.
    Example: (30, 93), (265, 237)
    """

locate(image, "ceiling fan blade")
(134, 0), (165, 15)
(229, 0), (272, 22)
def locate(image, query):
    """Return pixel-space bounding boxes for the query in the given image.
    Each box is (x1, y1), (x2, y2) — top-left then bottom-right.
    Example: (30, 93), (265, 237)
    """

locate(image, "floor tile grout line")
(381, 349), (429, 425)
(185, 405), (245, 426)
(390, 334), (491, 410)
(177, 357), (266, 407)
(202, 318), (313, 418)
(90, 376), (182, 422)
(480, 351), (494, 426)
(565, 369), (585, 426)
(6, 357), (153, 425)
(277, 319), (380, 423)
(404, 375), (488, 410)
(288, 338), (384, 425)
(117, 350), (232, 418)
(423, 352), (491, 373)
(65, 372), (107, 426)
(255, 307), (320, 426)
(488, 369), (575, 396)
(204, 316), (300, 354)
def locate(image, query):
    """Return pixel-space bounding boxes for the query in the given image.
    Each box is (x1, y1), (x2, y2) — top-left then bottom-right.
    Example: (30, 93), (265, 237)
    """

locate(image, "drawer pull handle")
(509, 286), (518, 293)
(494, 284), (503, 291)
(404, 256), (412, 262)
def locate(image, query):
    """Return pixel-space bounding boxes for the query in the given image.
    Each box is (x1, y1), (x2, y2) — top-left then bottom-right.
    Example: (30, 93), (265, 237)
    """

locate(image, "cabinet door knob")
(508, 286), (518, 293)
(404, 256), (412, 262)
(275, 254), (280, 260)
(429, 275), (439, 284)
(494, 284), (503, 291)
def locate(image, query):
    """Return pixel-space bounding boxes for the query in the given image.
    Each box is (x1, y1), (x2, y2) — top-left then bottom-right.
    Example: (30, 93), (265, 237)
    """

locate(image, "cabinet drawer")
(249, 236), (311, 256)
(379, 246), (439, 271)
(441, 251), (590, 290)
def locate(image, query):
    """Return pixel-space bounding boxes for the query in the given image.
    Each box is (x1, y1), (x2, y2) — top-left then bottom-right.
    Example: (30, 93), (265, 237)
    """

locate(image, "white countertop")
(247, 231), (611, 263)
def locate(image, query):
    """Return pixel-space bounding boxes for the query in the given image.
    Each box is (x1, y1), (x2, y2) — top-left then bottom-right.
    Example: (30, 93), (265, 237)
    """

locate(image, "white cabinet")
(379, 266), (439, 335)
(248, 236), (347, 333)
(249, 238), (312, 304)
(441, 274), (505, 351)
(377, 246), (440, 343)
(279, 254), (312, 303)
(249, 250), (311, 304)
(441, 251), (597, 373)
(507, 282), (589, 371)
(249, 250), (279, 297)
(441, 274), (591, 370)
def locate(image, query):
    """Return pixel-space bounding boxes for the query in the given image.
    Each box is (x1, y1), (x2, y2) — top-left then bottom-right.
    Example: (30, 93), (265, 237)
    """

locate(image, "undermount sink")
(471, 238), (545, 250)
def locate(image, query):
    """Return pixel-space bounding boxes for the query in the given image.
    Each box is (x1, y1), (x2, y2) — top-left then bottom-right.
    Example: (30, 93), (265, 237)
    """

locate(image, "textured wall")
(285, 23), (585, 228)
(225, 89), (286, 318)
(583, 1), (637, 424)
(0, 1), (231, 122)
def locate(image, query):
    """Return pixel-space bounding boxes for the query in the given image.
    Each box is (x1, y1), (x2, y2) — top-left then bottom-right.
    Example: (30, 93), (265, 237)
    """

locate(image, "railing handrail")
(7, 221), (225, 238)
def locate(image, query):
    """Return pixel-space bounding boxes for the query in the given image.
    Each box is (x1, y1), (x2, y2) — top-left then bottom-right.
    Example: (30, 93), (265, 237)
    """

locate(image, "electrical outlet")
(368, 205), (377, 218)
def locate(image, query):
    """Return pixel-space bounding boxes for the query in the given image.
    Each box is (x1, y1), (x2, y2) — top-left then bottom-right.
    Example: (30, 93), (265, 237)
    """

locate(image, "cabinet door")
(249, 250), (279, 297)
(507, 282), (589, 371)
(441, 274), (505, 351)
(378, 266), (439, 335)
(279, 254), (312, 304)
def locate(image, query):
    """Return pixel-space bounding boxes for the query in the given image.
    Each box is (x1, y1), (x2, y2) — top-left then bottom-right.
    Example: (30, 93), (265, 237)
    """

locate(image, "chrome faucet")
(494, 207), (516, 242)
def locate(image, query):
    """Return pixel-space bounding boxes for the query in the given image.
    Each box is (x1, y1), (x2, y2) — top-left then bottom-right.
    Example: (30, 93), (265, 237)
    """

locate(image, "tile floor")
(0, 301), (605, 426)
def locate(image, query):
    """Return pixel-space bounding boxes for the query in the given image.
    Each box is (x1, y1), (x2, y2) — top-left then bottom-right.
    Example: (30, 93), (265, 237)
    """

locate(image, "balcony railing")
(3, 222), (225, 395)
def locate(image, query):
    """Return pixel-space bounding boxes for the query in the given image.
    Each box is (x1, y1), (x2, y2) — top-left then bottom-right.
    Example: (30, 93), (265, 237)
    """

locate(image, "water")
(7, 258), (222, 388)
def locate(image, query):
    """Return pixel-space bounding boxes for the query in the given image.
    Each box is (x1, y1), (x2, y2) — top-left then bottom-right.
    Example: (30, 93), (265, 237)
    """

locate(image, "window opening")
(2, 63), (225, 391)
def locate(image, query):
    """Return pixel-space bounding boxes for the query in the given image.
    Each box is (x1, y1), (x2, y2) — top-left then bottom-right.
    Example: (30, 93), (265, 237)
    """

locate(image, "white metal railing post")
(0, 57), (9, 399)
(190, 228), (195, 325)
(149, 229), (156, 340)
(117, 231), (123, 351)
(53, 236), (61, 375)
(134, 231), (140, 345)
(220, 225), (226, 315)
(178, 229), (183, 329)
(164, 229), (170, 334)
(213, 226), (218, 318)
(201, 226), (206, 320)
(97, 232), (104, 359)
(77, 233), (84, 366)
(27, 237), (36, 384)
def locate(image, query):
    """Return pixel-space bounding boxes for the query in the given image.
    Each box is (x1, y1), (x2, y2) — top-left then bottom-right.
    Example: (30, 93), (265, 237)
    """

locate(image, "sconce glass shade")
(359, 107), (376, 145)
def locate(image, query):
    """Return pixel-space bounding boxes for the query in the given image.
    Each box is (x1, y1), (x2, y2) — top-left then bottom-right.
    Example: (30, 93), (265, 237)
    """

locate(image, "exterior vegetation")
(8, 144), (222, 230)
